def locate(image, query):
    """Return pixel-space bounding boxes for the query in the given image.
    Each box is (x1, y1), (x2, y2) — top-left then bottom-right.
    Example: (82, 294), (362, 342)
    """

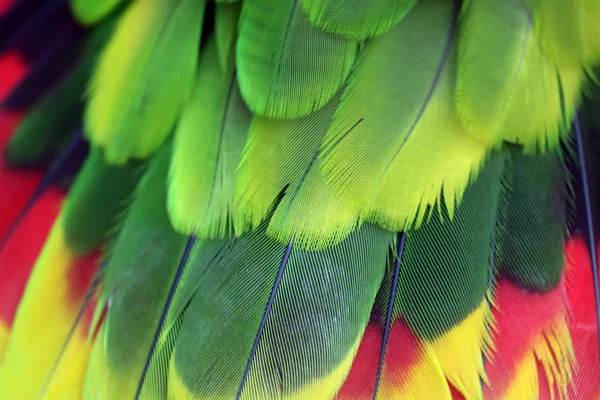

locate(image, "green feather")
(456, 0), (583, 150)
(63, 149), (145, 255)
(236, 0), (357, 119)
(321, 0), (489, 233)
(391, 150), (505, 340)
(215, 2), (241, 71)
(168, 38), (251, 238)
(169, 222), (392, 398)
(455, 0), (531, 144)
(494, 146), (567, 291)
(531, 0), (584, 66)
(301, 0), (417, 39)
(236, 92), (359, 250)
(70, 0), (128, 25)
(85, 0), (205, 164)
(83, 143), (189, 399)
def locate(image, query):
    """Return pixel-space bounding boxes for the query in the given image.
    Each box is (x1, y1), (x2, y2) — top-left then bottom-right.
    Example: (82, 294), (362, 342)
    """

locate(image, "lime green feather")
(498, 48), (582, 153)
(321, 0), (489, 233)
(236, 0), (357, 119)
(168, 38), (251, 239)
(83, 144), (189, 399)
(70, 0), (127, 25)
(457, 0), (584, 151)
(494, 146), (567, 291)
(236, 92), (359, 250)
(531, 0), (584, 67)
(301, 0), (417, 39)
(85, 0), (205, 165)
(455, 0), (531, 144)
(169, 222), (392, 398)
(215, 2), (241, 71)
(63, 149), (145, 255)
(582, 0), (600, 64)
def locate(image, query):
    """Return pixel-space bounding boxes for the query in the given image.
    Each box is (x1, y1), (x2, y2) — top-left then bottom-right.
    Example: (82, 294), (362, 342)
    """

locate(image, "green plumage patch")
(171, 222), (392, 398)
(392, 150), (505, 340)
(63, 149), (144, 255)
(83, 144), (189, 399)
(236, 0), (357, 119)
(495, 146), (567, 291)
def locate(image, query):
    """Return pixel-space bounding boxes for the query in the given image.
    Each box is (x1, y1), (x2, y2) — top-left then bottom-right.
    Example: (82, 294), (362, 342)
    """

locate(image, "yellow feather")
(168, 336), (361, 399)
(430, 301), (491, 400)
(363, 48), (488, 231)
(379, 342), (452, 400)
(501, 353), (539, 400)
(0, 218), (94, 399)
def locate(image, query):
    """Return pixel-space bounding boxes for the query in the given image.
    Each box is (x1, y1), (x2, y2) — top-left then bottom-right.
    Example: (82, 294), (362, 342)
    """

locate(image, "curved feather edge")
(300, 0), (417, 40)
(320, 0), (489, 233)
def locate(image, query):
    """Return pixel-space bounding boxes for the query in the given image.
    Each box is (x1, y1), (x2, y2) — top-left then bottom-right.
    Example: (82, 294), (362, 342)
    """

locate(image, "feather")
(321, 0), (488, 233)
(337, 149), (505, 400)
(0, 216), (100, 398)
(531, 0), (584, 67)
(582, 0), (600, 64)
(300, 0), (417, 40)
(215, 2), (241, 71)
(70, 0), (127, 25)
(236, 0), (357, 119)
(63, 149), (144, 255)
(494, 146), (566, 291)
(168, 222), (392, 398)
(82, 144), (190, 399)
(5, 15), (116, 166)
(455, 0), (531, 144)
(236, 91), (359, 249)
(85, 0), (205, 164)
(1, 20), (83, 110)
(0, 188), (63, 363)
(456, 0), (584, 151)
(0, 131), (83, 251)
(168, 38), (251, 239)
(573, 115), (600, 345)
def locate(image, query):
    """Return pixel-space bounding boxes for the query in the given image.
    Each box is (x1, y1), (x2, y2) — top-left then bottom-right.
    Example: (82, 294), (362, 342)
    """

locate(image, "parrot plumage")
(0, 0), (599, 399)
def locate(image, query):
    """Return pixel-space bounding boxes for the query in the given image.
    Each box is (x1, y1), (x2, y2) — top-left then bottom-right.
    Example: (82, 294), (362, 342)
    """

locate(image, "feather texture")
(169, 222), (392, 399)
(301, 0), (417, 39)
(321, 0), (488, 233)
(83, 144), (189, 399)
(70, 0), (126, 25)
(236, 0), (357, 119)
(236, 92), (359, 249)
(85, 0), (205, 164)
(168, 38), (250, 239)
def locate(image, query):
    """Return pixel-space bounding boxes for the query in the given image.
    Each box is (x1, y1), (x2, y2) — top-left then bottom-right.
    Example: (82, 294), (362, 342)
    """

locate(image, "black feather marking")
(0, 129), (83, 251)
(134, 235), (197, 399)
(573, 115), (600, 349)
(237, 237), (295, 400)
(1, 23), (82, 110)
(0, 0), (66, 56)
(372, 232), (406, 400)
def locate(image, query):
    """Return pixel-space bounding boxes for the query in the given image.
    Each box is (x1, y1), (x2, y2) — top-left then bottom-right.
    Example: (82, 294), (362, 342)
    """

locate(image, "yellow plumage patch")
(0, 219), (94, 399)
(502, 352), (540, 400)
(430, 301), (491, 400)
(379, 342), (452, 400)
(169, 337), (361, 399)
(0, 322), (8, 364)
